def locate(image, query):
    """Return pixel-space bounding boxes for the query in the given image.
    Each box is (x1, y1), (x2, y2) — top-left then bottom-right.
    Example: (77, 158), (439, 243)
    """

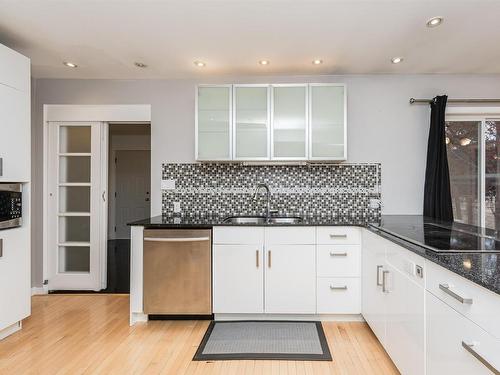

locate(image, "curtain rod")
(409, 98), (500, 104)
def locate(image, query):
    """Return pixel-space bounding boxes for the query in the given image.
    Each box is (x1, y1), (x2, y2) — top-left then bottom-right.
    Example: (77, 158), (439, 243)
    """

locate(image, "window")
(446, 115), (500, 229)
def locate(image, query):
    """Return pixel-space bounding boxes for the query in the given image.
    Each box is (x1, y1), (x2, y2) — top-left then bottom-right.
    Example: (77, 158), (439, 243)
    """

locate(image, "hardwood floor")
(0, 295), (399, 375)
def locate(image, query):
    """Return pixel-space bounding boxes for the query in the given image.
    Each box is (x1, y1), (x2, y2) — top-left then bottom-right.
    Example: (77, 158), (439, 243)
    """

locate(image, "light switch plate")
(161, 179), (176, 190)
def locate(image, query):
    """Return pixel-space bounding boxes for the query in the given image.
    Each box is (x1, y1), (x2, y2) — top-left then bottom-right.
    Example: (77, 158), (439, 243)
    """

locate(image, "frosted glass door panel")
(59, 216), (91, 243)
(59, 156), (91, 183)
(310, 85), (346, 159)
(272, 86), (307, 159)
(59, 186), (90, 213)
(58, 246), (90, 273)
(197, 86), (231, 160)
(235, 86), (269, 159)
(59, 126), (91, 153)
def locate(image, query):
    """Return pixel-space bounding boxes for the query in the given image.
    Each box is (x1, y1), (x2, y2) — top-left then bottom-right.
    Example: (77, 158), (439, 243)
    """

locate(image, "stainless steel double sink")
(223, 216), (303, 225)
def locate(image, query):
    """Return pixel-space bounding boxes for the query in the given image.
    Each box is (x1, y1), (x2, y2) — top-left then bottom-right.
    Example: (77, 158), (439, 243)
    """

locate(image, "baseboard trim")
(31, 286), (49, 295)
(0, 321), (22, 340)
(214, 313), (365, 322)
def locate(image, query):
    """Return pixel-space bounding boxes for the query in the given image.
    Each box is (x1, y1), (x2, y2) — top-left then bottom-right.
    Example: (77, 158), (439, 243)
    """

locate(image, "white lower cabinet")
(213, 226), (360, 315)
(213, 244), (264, 313)
(426, 290), (500, 375)
(362, 229), (425, 375)
(361, 229), (387, 345)
(0, 226), (31, 333)
(384, 262), (425, 375)
(265, 245), (316, 313)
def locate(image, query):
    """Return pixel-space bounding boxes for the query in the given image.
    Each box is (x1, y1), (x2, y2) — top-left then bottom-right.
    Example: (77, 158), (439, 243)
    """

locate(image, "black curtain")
(423, 95), (454, 221)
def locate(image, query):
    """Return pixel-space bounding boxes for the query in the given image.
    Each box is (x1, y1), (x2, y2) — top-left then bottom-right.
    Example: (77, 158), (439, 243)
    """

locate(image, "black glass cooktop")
(372, 216), (500, 253)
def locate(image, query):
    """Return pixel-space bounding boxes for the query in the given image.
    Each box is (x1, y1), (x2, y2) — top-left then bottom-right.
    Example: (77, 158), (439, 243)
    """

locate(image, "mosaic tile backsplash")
(161, 163), (381, 220)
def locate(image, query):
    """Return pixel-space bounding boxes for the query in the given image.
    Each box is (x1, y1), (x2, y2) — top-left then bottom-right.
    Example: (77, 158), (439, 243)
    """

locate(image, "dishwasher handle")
(144, 237), (210, 242)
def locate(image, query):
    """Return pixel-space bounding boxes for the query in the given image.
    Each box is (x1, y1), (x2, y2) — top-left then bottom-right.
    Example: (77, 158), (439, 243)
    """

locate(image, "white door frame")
(43, 105), (151, 290)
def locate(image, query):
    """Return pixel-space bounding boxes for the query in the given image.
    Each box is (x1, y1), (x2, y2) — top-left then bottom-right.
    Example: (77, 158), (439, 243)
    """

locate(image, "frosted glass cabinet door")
(234, 85), (270, 159)
(272, 85), (307, 159)
(196, 85), (232, 160)
(309, 84), (346, 160)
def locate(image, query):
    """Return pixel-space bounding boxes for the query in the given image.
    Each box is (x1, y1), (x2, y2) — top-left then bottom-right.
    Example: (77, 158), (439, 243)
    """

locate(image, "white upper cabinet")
(0, 44), (30, 182)
(0, 44), (30, 92)
(233, 85), (270, 160)
(271, 85), (308, 160)
(195, 83), (346, 161)
(196, 85), (232, 160)
(309, 84), (346, 160)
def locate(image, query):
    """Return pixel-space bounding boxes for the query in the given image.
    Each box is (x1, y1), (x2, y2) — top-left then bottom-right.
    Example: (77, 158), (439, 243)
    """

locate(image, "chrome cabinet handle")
(330, 234), (347, 238)
(439, 283), (473, 304)
(330, 251), (348, 257)
(382, 270), (389, 293)
(256, 250), (259, 268)
(462, 341), (500, 374)
(376, 265), (383, 286)
(268, 250), (271, 268)
(330, 285), (348, 290)
(102, 191), (106, 202)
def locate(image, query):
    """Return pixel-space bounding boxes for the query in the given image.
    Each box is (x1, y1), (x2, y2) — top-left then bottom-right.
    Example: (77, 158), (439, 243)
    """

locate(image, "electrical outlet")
(161, 179), (176, 190)
(173, 201), (181, 213)
(415, 265), (424, 278)
(369, 198), (381, 209)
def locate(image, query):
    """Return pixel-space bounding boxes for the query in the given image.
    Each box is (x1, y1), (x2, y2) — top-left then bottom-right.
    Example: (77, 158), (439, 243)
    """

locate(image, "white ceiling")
(0, 0), (499, 79)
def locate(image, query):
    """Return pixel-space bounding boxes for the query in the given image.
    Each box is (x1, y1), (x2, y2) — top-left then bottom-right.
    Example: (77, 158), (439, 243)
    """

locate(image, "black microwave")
(0, 183), (22, 230)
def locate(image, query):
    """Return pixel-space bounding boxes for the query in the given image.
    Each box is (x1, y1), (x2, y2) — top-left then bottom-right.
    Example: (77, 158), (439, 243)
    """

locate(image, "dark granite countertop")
(128, 214), (377, 228)
(129, 214), (500, 296)
(368, 216), (500, 295)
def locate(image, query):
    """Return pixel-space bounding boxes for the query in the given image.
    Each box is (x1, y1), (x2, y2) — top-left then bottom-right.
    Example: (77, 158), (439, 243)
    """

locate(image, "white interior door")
(47, 122), (104, 290)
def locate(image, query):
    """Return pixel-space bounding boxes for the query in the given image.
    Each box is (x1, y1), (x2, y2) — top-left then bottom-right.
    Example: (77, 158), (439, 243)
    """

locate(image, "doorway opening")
(105, 124), (151, 293)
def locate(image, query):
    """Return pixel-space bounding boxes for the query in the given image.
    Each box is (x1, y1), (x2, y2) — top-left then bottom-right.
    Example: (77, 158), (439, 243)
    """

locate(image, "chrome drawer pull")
(256, 250), (259, 268)
(329, 251), (348, 257)
(376, 265), (383, 286)
(329, 234), (347, 238)
(462, 341), (500, 374)
(439, 283), (473, 304)
(382, 270), (389, 293)
(330, 285), (348, 290)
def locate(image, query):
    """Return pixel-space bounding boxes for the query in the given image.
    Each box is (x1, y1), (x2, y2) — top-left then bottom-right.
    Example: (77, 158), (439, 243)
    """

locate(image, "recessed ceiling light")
(259, 60), (270, 65)
(134, 62), (147, 68)
(426, 16), (444, 28)
(391, 57), (403, 64)
(194, 61), (206, 67)
(63, 61), (77, 68)
(312, 59), (323, 65)
(445, 137), (451, 145)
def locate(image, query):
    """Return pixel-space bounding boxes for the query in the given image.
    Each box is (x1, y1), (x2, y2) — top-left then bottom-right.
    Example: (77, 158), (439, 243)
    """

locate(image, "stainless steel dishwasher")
(143, 229), (212, 315)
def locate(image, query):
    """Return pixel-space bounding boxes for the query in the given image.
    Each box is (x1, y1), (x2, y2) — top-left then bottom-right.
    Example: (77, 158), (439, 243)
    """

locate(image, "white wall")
(31, 74), (500, 286)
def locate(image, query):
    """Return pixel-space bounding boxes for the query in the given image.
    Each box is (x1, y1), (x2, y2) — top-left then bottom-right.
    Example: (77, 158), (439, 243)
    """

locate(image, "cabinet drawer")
(426, 260), (500, 339)
(426, 291), (500, 375)
(213, 227), (264, 245)
(317, 245), (360, 277)
(317, 277), (360, 314)
(316, 227), (361, 245)
(265, 227), (315, 245)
